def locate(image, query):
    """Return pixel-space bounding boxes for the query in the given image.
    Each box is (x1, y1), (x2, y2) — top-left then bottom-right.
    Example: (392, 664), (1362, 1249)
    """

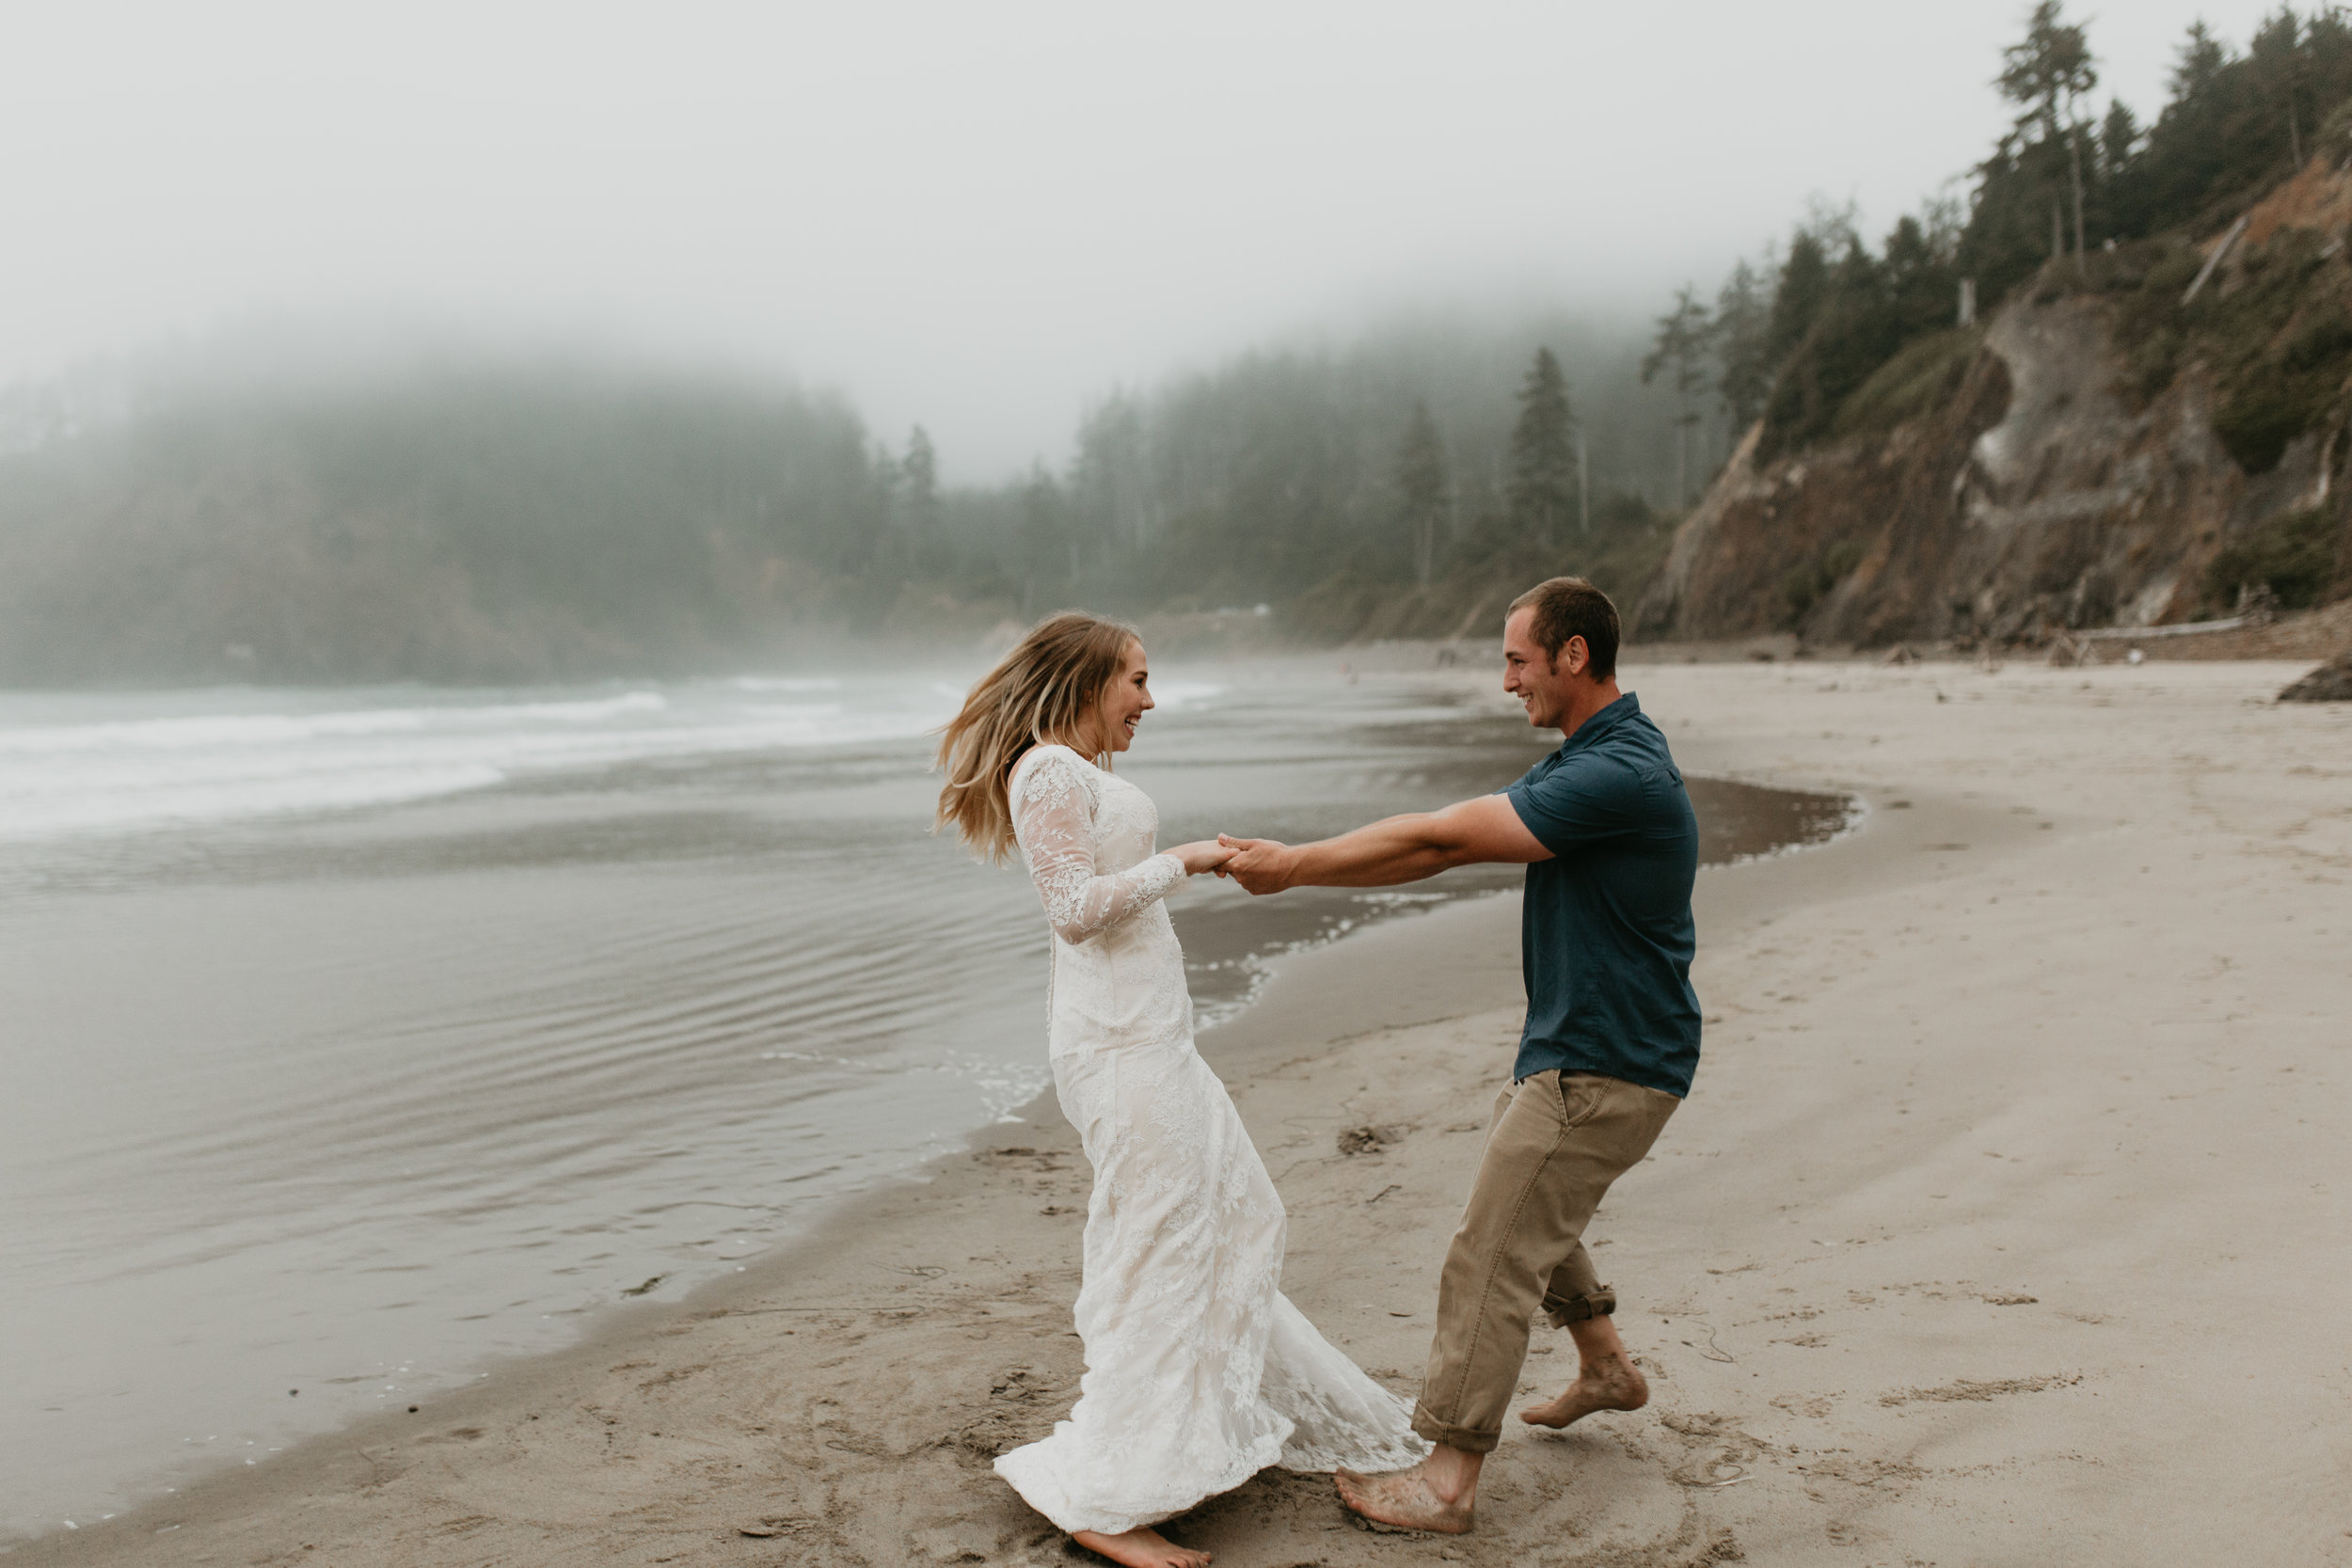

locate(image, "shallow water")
(0, 670), (1847, 1537)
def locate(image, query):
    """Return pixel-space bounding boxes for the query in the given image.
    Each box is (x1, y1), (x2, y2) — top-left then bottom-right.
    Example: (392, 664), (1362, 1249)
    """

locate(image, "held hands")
(1168, 834), (1298, 890)
(1215, 833), (1294, 895)
(1169, 839), (1238, 876)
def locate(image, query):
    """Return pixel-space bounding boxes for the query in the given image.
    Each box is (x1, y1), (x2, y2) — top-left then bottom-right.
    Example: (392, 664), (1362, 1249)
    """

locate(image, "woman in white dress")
(936, 612), (1427, 1568)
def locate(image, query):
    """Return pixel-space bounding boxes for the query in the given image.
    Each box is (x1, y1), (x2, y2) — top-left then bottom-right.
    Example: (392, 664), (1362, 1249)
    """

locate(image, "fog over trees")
(0, 313), (1713, 680)
(0, 3), (2342, 682)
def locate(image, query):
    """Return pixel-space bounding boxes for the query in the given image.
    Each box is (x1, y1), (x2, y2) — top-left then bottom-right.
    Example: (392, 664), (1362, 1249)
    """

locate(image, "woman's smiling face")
(1092, 639), (1154, 754)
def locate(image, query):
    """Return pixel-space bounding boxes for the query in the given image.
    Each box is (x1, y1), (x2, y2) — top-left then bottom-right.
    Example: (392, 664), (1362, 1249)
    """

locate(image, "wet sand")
(15, 658), (2350, 1567)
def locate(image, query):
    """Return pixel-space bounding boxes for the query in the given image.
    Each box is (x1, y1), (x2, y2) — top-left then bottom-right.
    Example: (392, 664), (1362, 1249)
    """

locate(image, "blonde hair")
(935, 611), (1141, 860)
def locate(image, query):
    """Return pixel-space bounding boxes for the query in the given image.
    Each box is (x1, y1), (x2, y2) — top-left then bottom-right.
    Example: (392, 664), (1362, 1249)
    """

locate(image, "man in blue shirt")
(1219, 577), (1699, 1536)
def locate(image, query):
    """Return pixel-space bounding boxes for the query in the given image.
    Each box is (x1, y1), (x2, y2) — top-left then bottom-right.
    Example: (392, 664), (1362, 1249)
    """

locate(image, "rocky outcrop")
(1639, 172), (2352, 649)
(2279, 649), (2352, 700)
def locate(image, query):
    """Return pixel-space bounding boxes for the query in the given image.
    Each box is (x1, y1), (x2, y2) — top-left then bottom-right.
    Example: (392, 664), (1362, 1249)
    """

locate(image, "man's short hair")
(1508, 577), (1619, 679)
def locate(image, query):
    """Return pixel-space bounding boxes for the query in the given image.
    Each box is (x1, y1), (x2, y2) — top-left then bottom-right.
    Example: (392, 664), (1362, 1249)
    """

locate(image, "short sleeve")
(1506, 753), (1646, 858)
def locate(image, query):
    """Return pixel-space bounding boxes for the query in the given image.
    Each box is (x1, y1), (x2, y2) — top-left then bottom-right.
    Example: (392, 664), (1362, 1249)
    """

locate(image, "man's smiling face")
(1502, 607), (1583, 731)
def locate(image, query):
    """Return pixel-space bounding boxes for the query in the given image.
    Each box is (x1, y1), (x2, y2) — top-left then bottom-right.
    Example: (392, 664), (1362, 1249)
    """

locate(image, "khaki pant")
(1411, 1070), (1680, 1453)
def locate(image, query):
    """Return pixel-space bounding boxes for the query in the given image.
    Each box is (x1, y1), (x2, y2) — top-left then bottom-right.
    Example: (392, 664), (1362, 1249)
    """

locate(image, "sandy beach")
(15, 657), (2348, 1568)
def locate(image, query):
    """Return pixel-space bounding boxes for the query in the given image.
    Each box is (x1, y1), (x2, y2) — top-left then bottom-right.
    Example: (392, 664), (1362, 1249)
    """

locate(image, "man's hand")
(1216, 834), (1295, 895)
(1218, 798), (1548, 893)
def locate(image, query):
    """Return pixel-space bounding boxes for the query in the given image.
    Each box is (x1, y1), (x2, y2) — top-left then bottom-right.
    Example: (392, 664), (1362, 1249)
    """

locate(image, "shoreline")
(0, 660), (1559, 1535)
(14, 658), (2348, 1567)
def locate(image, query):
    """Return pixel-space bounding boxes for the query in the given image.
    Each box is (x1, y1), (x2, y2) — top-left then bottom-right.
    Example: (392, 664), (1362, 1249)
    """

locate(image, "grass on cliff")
(2203, 504), (2343, 610)
(1780, 539), (1868, 627)
(1768, 219), (2352, 480)
(1831, 327), (1984, 441)
(2105, 228), (2352, 473)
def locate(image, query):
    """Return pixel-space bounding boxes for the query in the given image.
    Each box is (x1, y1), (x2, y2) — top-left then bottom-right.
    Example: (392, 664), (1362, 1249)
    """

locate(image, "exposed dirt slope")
(1639, 163), (2352, 650)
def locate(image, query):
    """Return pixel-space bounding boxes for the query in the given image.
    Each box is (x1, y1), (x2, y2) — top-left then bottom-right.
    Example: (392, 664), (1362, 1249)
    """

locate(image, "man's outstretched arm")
(1219, 794), (1549, 895)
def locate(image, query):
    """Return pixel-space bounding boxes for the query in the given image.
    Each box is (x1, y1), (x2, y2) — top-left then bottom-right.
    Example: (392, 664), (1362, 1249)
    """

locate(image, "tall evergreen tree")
(1507, 348), (1578, 544)
(1882, 214), (1959, 341)
(1643, 287), (1713, 507)
(2097, 98), (2146, 236)
(1017, 461), (1070, 614)
(1711, 256), (1774, 431)
(903, 427), (938, 527)
(1766, 232), (1833, 372)
(2249, 11), (2309, 166)
(1071, 394), (1149, 551)
(869, 442), (903, 573)
(1394, 402), (1451, 586)
(2100, 98), (2141, 168)
(1997, 1), (2098, 270)
(903, 425), (941, 568)
(2172, 19), (2227, 97)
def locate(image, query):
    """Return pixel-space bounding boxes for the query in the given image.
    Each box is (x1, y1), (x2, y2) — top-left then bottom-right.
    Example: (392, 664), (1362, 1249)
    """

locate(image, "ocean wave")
(1150, 679), (1224, 711)
(0, 691), (673, 755)
(0, 682), (954, 844)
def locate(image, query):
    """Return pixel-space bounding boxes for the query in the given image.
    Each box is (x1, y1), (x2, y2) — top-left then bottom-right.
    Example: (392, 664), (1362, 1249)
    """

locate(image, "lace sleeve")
(1010, 748), (1185, 944)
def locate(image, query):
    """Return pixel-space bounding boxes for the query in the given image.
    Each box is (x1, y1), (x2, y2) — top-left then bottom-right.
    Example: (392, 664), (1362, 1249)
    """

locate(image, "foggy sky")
(2, 1), (2290, 481)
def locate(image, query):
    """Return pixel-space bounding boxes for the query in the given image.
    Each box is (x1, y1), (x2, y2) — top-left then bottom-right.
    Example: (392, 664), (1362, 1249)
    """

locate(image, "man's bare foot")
(1333, 1465), (1475, 1534)
(1070, 1526), (1210, 1568)
(1518, 1350), (1649, 1429)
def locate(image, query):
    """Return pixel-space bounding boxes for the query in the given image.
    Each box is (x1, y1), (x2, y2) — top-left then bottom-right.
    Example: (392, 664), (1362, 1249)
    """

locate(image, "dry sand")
(17, 658), (2349, 1568)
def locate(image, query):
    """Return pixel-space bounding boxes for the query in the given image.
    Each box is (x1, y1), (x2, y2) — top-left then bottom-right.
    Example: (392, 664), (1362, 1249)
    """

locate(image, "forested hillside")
(1642, 4), (2352, 645)
(0, 362), (898, 682)
(0, 319), (1699, 682)
(934, 317), (1707, 632)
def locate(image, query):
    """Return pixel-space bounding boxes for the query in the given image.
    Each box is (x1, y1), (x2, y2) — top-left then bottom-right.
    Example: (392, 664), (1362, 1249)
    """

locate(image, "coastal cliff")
(1637, 159), (2352, 650)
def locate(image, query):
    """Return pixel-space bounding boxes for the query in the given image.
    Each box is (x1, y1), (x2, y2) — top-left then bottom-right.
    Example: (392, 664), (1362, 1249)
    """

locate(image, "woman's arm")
(1011, 751), (1203, 942)
(1217, 793), (1549, 894)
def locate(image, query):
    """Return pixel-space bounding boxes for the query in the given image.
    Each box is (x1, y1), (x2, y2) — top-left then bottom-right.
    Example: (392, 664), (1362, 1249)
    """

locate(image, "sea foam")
(0, 679), (960, 843)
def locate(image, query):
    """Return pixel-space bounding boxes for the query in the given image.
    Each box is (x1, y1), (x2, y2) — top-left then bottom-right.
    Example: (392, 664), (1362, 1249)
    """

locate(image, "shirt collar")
(1558, 691), (1640, 756)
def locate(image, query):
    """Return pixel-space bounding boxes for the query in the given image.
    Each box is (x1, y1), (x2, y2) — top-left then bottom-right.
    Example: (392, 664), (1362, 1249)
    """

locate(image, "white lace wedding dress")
(991, 743), (1427, 1535)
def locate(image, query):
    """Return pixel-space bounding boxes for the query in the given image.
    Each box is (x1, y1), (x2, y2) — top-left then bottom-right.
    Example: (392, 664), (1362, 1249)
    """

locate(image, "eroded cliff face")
(1638, 176), (2352, 648)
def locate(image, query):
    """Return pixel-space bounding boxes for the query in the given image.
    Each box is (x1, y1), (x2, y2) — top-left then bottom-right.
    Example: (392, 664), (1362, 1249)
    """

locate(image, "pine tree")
(2100, 99), (2140, 169)
(2170, 19), (2226, 99)
(870, 442), (902, 574)
(903, 427), (938, 529)
(1394, 402), (1451, 586)
(1996, 2), (2098, 272)
(1882, 214), (1959, 341)
(1018, 461), (1069, 614)
(2249, 11), (2311, 171)
(1766, 232), (1832, 372)
(1508, 348), (1578, 544)
(1643, 287), (1713, 508)
(1711, 257), (1774, 431)
(2097, 99), (2144, 236)
(902, 426), (941, 571)
(1072, 394), (1149, 551)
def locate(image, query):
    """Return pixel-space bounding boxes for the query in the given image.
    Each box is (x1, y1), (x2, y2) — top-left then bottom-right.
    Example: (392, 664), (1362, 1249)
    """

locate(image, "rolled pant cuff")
(1409, 1402), (1502, 1455)
(1541, 1286), (1616, 1328)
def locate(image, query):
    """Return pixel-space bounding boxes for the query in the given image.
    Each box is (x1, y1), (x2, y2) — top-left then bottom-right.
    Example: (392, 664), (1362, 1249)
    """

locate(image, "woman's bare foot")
(1518, 1348), (1648, 1428)
(1334, 1462), (1476, 1534)
(1070, 1526), (1210, 1568)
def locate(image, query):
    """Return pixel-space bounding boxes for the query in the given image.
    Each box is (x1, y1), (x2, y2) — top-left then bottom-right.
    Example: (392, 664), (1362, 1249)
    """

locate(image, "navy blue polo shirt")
(1503, 692), (1702, 1098)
